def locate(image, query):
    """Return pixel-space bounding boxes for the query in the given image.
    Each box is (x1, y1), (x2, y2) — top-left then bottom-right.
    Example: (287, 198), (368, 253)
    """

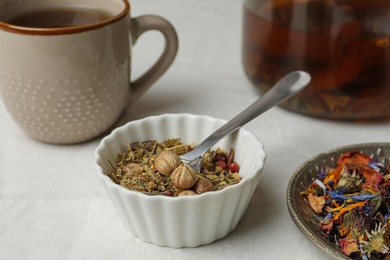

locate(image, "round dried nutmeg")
(193, 178), (214, 194)
(154, 150), (182, 176)
(178, 190), (197, 196)
(171, 164), (198, 189)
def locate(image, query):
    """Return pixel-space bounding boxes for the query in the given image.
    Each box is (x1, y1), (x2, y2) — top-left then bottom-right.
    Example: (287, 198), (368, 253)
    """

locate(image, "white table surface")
(1, 1), (390, 259)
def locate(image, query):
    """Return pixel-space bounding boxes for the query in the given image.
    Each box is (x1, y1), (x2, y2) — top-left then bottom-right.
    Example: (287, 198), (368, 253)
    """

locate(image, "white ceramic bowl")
(94, 113), (266, 248)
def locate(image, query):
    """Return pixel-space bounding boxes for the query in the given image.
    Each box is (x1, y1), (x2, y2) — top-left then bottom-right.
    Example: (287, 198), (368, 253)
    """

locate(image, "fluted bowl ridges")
(94, 113), (266, 248)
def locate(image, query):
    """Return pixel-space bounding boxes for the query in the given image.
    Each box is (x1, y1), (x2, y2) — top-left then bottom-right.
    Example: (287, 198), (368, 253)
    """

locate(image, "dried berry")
(215, 160), (227, 170)
(215, 153), (227, 162)
(229, 162), (240, 173)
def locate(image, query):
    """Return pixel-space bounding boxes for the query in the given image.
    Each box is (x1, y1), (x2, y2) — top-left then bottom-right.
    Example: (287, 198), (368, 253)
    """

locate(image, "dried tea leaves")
(107, 139), (241, 196)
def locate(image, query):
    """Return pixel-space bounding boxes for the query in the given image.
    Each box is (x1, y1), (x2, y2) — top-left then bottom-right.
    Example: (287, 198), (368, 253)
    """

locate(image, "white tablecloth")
(1, 1), (389, 259)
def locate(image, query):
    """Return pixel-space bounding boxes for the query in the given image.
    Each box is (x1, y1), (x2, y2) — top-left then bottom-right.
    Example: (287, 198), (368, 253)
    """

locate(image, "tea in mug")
(5, 7), (111, 28)
(243, 0), (390, 119)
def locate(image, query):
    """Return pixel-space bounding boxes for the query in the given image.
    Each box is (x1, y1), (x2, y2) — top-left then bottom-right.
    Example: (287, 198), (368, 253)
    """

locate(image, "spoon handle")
(189, 71), (311, 159)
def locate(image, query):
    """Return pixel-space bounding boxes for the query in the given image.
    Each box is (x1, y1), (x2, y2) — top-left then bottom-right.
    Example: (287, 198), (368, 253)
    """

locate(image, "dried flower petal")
(361, 166), (384, 193)
(335, 167), (363, 193)
(320, 212), (334, 235)
(337, 151), (372, 167)
(361, 223), (390, 257)
(307, 193), (325, 214)
(339, 238), (359, 256)
(302, 151), (390, 259)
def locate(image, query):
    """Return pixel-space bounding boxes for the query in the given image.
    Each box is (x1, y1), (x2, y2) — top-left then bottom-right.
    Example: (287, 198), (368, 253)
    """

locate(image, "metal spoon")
(179, 70), (311, 171)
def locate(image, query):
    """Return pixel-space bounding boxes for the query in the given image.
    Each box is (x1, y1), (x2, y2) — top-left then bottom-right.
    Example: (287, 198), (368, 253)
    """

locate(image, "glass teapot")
(242, 0), (390, 120)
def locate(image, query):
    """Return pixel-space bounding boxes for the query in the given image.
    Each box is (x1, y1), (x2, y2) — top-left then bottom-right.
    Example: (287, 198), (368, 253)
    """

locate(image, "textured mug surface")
(0, 0), (178, 144)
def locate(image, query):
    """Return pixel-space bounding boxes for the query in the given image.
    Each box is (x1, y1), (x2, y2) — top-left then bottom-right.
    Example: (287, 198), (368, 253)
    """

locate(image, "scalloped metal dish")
(287, 142), (390, 259)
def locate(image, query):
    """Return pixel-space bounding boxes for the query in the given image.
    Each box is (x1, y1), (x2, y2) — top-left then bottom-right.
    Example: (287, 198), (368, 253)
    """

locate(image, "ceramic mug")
(0, 0), (178, 144)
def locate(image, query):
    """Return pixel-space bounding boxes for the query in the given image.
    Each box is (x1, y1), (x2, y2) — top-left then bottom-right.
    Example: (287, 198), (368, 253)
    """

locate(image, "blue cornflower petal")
(361, 203), (374, 216)
(329, 190), (347, 201)
(368, 161), (385, 173)
(352, 194), (377, 201)
(320, 212), (332, 224)
(316, 167), (327, 181)
(384, 212), (390, 224)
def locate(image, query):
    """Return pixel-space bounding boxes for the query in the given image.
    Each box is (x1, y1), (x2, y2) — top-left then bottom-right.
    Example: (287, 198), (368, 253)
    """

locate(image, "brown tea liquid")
(6, 7), (111, 28)
(243, 0), (390, 119)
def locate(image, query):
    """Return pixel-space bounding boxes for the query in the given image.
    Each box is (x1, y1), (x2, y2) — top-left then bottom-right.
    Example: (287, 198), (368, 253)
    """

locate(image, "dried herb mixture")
(108, 139), (241, 196)
(302, 151), (390, 259)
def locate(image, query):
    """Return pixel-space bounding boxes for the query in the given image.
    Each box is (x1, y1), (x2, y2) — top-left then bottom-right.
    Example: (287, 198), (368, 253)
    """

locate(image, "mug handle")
(130, 15), (179, 102)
